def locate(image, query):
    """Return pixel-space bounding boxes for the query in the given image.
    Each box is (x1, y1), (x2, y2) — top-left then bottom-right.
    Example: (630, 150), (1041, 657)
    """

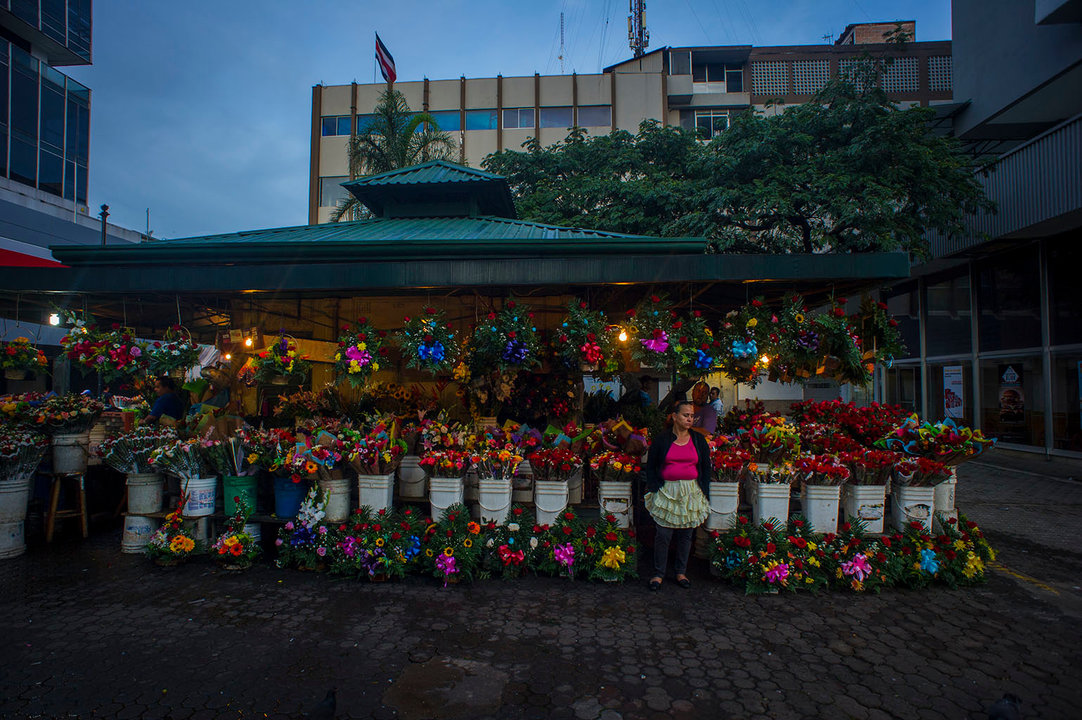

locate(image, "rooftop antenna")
(628, 0), (648, 58)
(822, 33), (834, 44)
(558, 12), (566, 74)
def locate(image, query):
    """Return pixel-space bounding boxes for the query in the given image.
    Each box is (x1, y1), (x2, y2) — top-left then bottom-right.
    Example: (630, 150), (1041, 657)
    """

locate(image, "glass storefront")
(883, 282), (919, 360)
(1048, 237), (1082, 346)
(1051, 353), (1082, 452)
(884, 365), (921, 414)
(977, 247), (1042, 351)
(927, 362), (973, 426)
(980, 357), (1044, 447)
(925, 271), (972, 356)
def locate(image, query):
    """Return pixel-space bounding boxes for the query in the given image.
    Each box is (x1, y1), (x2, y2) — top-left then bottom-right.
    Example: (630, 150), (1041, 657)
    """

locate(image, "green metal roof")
(342, 160), (518, 218)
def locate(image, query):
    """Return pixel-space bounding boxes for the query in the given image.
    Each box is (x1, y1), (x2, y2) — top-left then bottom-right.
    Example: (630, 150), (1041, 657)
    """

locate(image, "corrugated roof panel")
(345, 160), (503, 188)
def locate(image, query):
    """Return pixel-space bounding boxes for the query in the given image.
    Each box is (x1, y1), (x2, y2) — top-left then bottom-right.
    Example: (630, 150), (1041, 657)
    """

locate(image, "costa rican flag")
(375, 33), (397, 84)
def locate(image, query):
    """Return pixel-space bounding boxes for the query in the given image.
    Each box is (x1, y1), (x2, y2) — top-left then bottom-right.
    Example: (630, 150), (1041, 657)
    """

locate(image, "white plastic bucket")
(191, 517), (212, 545)
(243, 522), (261, 543)
(567, 468), (583, 505)
(891, 485), (935, 532)
(355, 473), (393, 516)
(429, 476), (464, 520)
(315, 477), (351, 521)
(534, 480), (569, 526)
(52, 432), (90, 475)
(121, 515), (158, 554)
(842, 484), (887, 534)
(182, 476), (218, 517)
(801, 484), (841, 535)
(512, 461), (533, 503)
(597, 480), (633, 529)
(86, 424), (106, 466)
(933, 470), (958, 532)
(398, 456), (426, 499)
(752, 483), (790, 527)
(126, 473), (164, 515)
(706, 481), (740, 532)
(478, 477), (512, 525)
(0, 520), (26, 559)
(0, 475), (34, 523)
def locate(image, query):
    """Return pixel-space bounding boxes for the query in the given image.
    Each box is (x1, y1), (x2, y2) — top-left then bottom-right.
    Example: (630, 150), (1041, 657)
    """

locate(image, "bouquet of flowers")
(672, 310), (721, 376)
(468, 298), (543, 375)
(418, 449), (473, 478)
(205, 435), (257, 478)
(331, 506), (425, 580)
(854, 296), (906, 368)
(480, 507), (538, 579)
(527, 447), (582, 483)
(0, 392), (44, 428)
(628, 294), (677, 369)
(879, 415), (995, 466)
(253, 334), (311, 383)
(813, 299), (870, 385)
(715, 298), (773, 386)
(587, 513), (638, 583)
(892, 457), (952, 487)
(1, 337), (49, 377)
(60, 320), (147, 383)
(793, 453), (851, 486)
(767, 293), (820, 383)
(236, 427), (295, 474)
(0, 428), (48, 482)
(334, 316), (386, 387)
(736, 417), (800, 465)
(588, 451), (642, 483)
(149, 436), (212, 480)
(145, 326), (201, 376)
(421, 503), (483, 585)
(839, 449), (899, 486)
(284, 435), (342, 482)
(275, 485), (333, 570)
(145, 497), (198, 566)
(33, 392), (105, 434)
(339, 425), (407, 475)
(272, 388), (339, 420)
(709, 445), (751, 483)
(554, 299), (618, 372)
(473, 443), (525, 480)
(98, 425), (178, 474)
(418, 420), (473, 453)
(396, 306), (459, 374)
(211, 498), (261, 569)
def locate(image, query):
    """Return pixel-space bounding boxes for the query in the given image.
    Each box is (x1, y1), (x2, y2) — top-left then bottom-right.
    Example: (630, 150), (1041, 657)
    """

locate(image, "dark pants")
(653, 524), (694, 578)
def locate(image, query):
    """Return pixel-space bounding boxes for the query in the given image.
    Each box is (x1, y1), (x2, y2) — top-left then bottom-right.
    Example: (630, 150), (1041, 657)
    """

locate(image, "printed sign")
(942, 365), (964, 420)
(998, 364), (1026, 443)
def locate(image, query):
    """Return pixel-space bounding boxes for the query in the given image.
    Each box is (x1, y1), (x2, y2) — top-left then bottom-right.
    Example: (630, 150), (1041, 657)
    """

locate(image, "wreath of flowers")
(554, 299), (618, 373)
(396, 307), (459, 374)
(1, 337), (49, 376)
(334, 316), (387, 387)
(60, 317), (147, 383)
(253, 334), (311, 384)
(468, 298), (543, 375)
(627, 294), (677, 369)
(145, 325), (201, 376)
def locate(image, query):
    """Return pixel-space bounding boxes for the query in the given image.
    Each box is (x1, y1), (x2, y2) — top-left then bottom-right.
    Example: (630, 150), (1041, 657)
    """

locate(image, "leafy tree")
(332, 89), (458, 221)
(482, 55), (991, 259)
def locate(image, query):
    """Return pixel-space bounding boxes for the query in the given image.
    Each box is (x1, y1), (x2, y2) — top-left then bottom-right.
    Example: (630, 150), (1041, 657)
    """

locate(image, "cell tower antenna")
(559, 11), (566, 74)
(628, 0), (649, 58)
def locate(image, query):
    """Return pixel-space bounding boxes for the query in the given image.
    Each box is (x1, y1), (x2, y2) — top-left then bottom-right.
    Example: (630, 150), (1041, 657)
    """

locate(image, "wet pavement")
(2, 453), (1081, 720)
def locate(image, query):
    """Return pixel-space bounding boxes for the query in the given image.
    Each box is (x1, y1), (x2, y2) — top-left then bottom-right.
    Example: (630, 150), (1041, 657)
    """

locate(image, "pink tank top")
(662, 439), (699, 482)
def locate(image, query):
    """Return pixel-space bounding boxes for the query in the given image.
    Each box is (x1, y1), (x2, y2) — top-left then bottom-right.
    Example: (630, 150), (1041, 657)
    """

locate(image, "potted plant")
(736, 417), (799, 525)
(793, 453), (849, 534)
(420, 503), (483, 586)
(587, 513), (638, 583)
(1, 337), (49, 381)
(672, 310), (719, 377)
(331, 506), (425, 581)
(34, 393), (106, 475)
(145, 325), (201, 379)
(396, 306), (459, 374)
(467, 298), (543, 378)
(334, 316), (386, 387)
(890, 457), (950, 532)
(211, 498), (261, 570)
(145, 496), (199, 567)
(554, 299), (618, 374)
(252, 334), (311, 386)
(60, 318), (147, 384)
(589, 450), (641, 529)
(419, 449), (473, 521)
(149, 437), (215, 517)
(628, 293), (677, 372)
(0, 428), (49, 559)
(706, 442), (749, 532)
(339, 424), (406, 514)
(205, 434), (259, 515)
(473, 442), (524, 526)
(838, 449), (897, 533)
(528, 447), (582, 526)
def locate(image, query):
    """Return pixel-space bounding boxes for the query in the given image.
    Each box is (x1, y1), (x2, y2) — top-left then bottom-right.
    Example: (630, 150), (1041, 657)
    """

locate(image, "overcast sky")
(63, 0), (951, 240)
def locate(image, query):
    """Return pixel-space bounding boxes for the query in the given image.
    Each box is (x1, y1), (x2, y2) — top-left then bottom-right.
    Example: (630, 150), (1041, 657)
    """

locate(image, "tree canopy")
(482, 60), (991, 259)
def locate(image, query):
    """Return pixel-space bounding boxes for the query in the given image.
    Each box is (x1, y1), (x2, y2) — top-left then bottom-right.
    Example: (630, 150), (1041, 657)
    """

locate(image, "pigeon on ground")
(987, 693), (1022, 720)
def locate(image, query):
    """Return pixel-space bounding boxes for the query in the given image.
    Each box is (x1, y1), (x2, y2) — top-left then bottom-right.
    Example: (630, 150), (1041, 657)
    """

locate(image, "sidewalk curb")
(965, 460), (1078, 484)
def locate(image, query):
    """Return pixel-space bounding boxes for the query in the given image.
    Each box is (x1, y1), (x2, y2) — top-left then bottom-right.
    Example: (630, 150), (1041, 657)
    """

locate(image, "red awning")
(0, 248), (67, 267)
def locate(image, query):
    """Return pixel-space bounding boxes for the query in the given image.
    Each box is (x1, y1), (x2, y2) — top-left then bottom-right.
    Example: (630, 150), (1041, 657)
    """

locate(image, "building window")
(1048, 236), (1082, 346)
(883, 283), (920, 359)
(928, 362), (973, 426)
(881, 56), (920, 93)
(792, 59), (830, 95)
(751, 61), (789, 96)
(577, 106), (611, 127)
(539, 107), (573, 129)
(465, 109), (498, 131)
(426, 111), (461, 132)
(669, 49), (691, 76)
(725, 67), (743, 93)
(978, 247), (1042, 352)
(695, 110), (729, 138)
(321, 116), (352, 136)
(319, 176), (350, 208)
(925, 271), (972, 356)
(502, 107), (535, 129)
(884, 365), (921, 414)
(980, 357), (1044, 447)
(1051, 352), (1082, 452)
(928, 56), (952, 92)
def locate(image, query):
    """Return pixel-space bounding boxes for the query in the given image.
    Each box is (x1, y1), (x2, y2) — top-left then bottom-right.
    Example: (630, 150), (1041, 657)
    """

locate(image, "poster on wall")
(998, 364), (1026, 443)
(943, 366), (964, 420)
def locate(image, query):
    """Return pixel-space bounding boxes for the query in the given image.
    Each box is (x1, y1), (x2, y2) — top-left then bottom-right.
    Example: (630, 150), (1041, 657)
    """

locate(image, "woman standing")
(644, 400), (711, 590)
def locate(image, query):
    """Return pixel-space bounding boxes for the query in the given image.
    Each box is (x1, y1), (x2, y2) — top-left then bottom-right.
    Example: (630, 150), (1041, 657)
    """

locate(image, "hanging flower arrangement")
(854, 296), (907, 368)
(1, 337), (49, 377)
(252, 334), (311, 384)
(554, 299), (618, 373)
(715, 298), (773, 386)
(334, 316), (386, 387)
(396, 307), (459, 374)
(60, 317), (147, 383)
(814, 298), (869, 385)
(468, 298), (543, 375)
(769, 293), (820, 383)
(145, 325), (201, 377)
(628, 293), (677, 369)
(672, 310), (720, 375)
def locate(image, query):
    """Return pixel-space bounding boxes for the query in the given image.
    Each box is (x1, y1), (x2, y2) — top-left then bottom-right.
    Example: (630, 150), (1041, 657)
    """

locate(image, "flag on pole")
(375, 33), (397, 84)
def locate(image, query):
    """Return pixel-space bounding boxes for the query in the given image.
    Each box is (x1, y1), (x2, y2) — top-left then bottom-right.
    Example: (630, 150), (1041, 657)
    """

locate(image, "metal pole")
(99, 204), (109, 246)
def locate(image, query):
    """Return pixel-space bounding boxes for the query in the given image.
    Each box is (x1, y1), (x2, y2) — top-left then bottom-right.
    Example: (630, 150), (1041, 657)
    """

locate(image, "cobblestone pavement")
(2, 456), (1081, 720)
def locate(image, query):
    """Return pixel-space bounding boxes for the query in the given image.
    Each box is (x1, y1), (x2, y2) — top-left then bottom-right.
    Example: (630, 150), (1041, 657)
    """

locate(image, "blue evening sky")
(63, 0), (951, 240)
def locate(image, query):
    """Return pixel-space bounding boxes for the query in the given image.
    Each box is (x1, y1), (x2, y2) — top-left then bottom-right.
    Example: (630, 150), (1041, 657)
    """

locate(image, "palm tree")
(331, 88), (459, 221)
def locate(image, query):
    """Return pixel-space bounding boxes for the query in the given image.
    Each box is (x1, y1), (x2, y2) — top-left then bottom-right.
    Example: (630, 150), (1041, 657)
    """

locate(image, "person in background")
(147, 376), (184, 425)
(643, 400), (711, 591)
(691, 382), (718, 435)
(709, 386), (724, 416)
(638, 376), (654, 406)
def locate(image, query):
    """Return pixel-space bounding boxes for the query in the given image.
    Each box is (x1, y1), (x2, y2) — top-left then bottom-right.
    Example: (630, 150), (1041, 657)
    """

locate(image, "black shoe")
(649, 579), (662, 591)
(676, 577), (691, 589)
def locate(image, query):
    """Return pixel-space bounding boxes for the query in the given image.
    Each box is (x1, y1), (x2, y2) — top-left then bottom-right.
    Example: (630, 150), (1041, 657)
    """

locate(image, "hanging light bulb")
(618, 329), (628, 342)
(759, 354), (770, 366)
(224, 353), (232, 361)
(244, 337), (253, 347)
(48, 313), (60, 326)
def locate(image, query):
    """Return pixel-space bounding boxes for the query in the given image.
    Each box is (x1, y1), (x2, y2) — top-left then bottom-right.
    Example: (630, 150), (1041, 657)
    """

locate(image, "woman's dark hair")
(157, 376), (177, 391)
(665, 399), (695, 427)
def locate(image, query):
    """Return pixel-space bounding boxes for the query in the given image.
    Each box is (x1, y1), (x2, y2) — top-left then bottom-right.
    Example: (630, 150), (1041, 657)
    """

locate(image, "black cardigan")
(644, 430), (712, 499)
